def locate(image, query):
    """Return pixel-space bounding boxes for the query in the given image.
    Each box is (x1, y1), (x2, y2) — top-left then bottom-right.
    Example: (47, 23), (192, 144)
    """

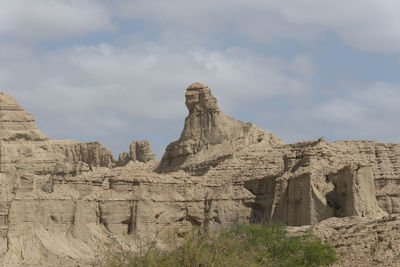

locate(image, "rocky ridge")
(0, 85), (399, 266)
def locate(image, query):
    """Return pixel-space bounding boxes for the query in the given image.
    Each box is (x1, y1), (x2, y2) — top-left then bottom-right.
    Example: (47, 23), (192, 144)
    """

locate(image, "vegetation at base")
(109, 223), (338, 267)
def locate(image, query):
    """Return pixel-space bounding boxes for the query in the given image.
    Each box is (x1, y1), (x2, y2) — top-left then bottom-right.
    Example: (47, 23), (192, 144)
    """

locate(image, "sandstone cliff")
(0, 84), (399, 266)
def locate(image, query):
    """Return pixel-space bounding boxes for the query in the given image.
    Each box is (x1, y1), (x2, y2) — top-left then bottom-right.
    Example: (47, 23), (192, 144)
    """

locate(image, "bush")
(109, 223), (338, 267)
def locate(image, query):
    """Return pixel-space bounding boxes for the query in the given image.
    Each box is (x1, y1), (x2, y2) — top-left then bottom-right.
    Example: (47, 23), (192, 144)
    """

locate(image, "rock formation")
(290, 214), (400, 266)
(157, 82), (284, 174)
(0, 84), (400, 266)
(130, 140), (156, 163)
(117, 140), (156, 166)
(0, 93), (49, 141)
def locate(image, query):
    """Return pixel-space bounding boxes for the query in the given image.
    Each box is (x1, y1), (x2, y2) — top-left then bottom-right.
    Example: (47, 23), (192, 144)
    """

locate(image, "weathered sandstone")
(0, 83), (399, 266)
(117, 140), (155, 166)
(130, 140), (155, 163)
(157, 82), (284, 174)
(0, 93), (49, 141)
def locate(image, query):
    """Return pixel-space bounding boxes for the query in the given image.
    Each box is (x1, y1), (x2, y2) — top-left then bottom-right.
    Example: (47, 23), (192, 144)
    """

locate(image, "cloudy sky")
(1, 0), (400, 158)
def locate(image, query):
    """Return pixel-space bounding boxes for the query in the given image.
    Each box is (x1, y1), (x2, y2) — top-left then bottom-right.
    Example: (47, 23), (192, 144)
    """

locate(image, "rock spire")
(117, 140), (156, 166)
(157, 83), (284, 173)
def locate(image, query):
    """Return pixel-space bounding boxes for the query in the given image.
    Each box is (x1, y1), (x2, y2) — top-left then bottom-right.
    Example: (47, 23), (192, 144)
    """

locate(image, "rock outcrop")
(0, 83), (400, 266)
(157, 83), (284, 174)
(130, 140), (156, 162)
(117, 140), (156, 166)
(0, 93), (49, 141)
(290, 214), (400, 266)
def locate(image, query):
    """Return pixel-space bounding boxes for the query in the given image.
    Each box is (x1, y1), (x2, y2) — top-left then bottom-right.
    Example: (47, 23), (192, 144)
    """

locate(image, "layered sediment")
(157, 83), (284, 174)
(0, 84), (399, 266)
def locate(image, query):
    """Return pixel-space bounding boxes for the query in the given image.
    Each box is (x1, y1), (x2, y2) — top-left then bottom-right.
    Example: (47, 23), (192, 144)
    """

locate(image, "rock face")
(1, 84), (400, 266)
(0, 93), (49, 141)
(130, 140), (156, 162)
(157, 83), (284, 174)
(117, 140), (156, 166)
(291, 214), (400, 266)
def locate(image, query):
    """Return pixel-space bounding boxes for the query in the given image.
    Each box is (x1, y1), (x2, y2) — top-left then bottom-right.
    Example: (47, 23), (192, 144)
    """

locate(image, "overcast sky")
(1, 0), (400, 158)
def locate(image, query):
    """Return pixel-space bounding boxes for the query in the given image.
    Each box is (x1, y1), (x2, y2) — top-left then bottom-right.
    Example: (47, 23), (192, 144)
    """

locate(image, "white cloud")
(116, 0), (400, 53)
(304, 82), (400, 142)
(0, 40), (314, 156)
(40, 42), (314, 115)
(252, 81), (400, 145)
(272, 0), (400, 53)
(314, 82), (400, 121)
(0, 0), (112, 41)
(313, 99), (367, 124)
(1, 0), (400, 156)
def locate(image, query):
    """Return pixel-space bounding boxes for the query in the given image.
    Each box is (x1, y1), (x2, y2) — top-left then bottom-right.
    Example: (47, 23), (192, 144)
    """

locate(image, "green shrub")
(109, 223), (338, 267)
